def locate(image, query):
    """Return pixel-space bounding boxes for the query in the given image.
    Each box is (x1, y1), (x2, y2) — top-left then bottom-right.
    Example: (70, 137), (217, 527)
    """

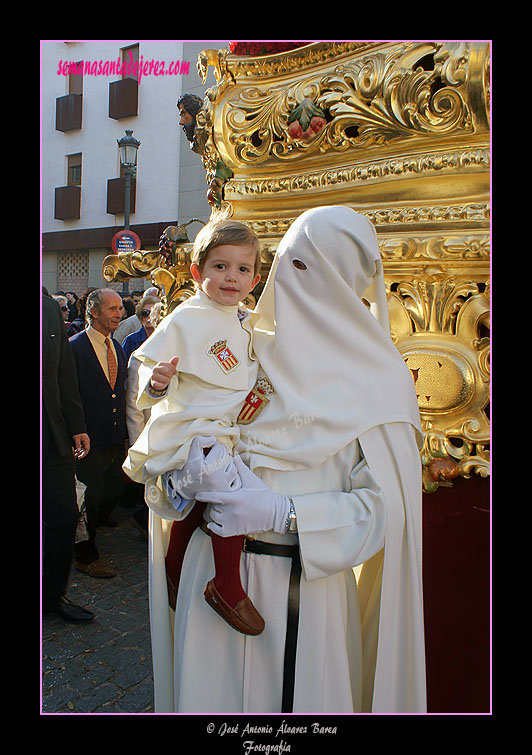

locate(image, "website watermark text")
(57, 52), (191, 83)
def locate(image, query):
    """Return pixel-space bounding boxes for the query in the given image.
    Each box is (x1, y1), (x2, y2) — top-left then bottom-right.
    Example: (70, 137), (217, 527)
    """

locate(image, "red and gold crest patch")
(207, 339), (240, 373)
(237, 376), (275, 424)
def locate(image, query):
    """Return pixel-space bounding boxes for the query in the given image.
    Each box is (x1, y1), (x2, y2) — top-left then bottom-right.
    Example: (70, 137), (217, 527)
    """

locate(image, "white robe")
(146, 421), (425, 713)
(145, 207), (426, 713)
(123, 291), (258, 482)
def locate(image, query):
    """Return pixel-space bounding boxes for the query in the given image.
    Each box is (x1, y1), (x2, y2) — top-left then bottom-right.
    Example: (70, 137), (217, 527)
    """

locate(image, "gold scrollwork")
(150, 267), (195, 315)
(363, 203), (490, 227)
(102, 250), (161, 283)
(102, 41), (490, 493)
(379, 234), (490, 261)
(223, 41), (477, 166)
(228, 42), (365, 79)
(321, 44), (471, 147)
(225, 148), (490, 198)
(203, 41), (490, 492)
(389, 273), (489, 490)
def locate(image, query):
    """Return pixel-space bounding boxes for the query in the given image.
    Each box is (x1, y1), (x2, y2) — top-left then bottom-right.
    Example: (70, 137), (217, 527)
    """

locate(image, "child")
(123, 218), (265, 635)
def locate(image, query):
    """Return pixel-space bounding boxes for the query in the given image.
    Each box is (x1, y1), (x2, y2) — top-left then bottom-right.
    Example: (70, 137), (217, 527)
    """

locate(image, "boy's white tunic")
(123, 290), (259, 483)
(145, 207), (427, 714)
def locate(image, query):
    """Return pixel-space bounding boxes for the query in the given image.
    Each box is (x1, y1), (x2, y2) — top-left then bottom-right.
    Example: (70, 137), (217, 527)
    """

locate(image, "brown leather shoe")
(204, 579), (265, 636)
(75, 558), (116, 579)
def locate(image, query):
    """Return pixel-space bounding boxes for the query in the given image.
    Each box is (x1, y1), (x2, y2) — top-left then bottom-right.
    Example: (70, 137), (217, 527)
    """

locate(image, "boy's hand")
(150, 356), (179, 391)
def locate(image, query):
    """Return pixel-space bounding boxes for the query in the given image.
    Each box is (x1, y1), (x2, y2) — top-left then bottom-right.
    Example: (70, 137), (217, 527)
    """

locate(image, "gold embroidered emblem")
(207, 339), (240, 373)
(237, 375), (275, 424)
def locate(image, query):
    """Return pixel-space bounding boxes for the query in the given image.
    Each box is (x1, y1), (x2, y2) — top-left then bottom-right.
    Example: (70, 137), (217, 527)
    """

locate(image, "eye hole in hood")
(292, 259), (307, 270)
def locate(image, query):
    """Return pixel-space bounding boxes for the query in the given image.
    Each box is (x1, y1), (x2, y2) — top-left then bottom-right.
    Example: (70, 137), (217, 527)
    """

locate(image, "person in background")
(42, 292), (93, 622)
(121, 296), (136, 322)
(124, 302), (165, 540)
(52, 295), (70, 324)
(113, 287), (159, 343)
(66, 287), (97, 338)
(121, 295), (160, 362)
(68, 289), (128, 579)
(65, 292), (79, 322)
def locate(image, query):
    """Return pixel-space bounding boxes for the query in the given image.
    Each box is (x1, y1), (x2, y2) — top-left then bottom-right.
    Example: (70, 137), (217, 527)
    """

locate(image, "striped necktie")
(105, 337), (118, 389)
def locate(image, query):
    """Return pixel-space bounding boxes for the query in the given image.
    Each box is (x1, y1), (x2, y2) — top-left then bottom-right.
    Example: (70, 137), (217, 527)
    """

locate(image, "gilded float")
(104, 41), (490, 491)
(196, 41), (490, 492)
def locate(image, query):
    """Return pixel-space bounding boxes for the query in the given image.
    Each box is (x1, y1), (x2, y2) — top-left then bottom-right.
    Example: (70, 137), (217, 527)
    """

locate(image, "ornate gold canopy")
(103, 41), (490, 492)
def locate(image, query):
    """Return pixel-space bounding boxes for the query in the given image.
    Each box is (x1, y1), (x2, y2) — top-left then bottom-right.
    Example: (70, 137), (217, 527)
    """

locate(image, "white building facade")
(41, 40), (228, 295)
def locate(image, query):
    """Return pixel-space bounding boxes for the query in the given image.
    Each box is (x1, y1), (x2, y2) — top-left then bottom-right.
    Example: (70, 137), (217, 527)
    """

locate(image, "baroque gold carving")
(197, 47), (235, 103)
(238, 203), (489, 232)
(102, 246), (196, 314)
(363, 203), (489, 227)
(319, 47), (471, 148)
(389, 272), (490, 491)
(228, 42), (369, 79)
(103, 41), (490, 492)
(225, 148), (489, 197)
(379, 234), (489, 261)
(102, 250), (161, 282)
(222, 41), (477, 167)
(197, 48), (227, 85)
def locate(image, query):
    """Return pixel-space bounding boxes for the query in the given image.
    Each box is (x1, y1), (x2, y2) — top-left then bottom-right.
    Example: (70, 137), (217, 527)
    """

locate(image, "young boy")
(123, 218), (265, 635)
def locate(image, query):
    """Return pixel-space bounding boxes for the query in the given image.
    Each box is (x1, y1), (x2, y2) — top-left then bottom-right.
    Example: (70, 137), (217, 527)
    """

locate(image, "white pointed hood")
(242, 205), (422, 471)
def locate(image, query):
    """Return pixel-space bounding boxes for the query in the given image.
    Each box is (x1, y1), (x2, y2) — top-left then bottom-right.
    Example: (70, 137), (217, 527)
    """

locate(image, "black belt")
(200, 521), (301, 713)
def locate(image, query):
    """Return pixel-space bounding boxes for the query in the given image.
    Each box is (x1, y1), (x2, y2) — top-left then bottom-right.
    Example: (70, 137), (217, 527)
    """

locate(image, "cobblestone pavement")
(41, 502), (154, 714)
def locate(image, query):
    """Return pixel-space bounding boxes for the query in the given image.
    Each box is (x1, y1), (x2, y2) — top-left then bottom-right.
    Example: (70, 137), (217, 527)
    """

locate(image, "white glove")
(196, 455), (291, 537)
(163, 436), (241, 511)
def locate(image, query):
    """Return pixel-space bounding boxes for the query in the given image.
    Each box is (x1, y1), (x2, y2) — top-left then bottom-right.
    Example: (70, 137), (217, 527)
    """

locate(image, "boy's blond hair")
(191, 218), (262, 276)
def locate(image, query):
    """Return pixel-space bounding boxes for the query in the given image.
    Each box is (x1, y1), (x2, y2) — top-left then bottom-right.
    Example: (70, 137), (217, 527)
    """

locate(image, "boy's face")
(191, 244), (261, 307)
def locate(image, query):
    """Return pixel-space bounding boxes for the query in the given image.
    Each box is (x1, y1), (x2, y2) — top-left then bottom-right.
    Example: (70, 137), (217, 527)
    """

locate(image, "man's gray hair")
(85, 288), (119, 325)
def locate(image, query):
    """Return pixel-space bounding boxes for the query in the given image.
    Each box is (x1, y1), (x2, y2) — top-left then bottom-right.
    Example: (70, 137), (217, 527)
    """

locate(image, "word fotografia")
(56, 53), (191, 82)
(243, 742), (291, 755)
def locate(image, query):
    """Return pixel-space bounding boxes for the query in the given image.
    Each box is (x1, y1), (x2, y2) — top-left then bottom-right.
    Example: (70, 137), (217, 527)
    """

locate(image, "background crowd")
(42, 285), (162, 623)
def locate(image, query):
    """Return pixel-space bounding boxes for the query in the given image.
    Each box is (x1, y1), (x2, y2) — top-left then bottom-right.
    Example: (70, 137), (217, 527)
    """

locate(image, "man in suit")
(69, 289), (129, 578)
(42, 293), (93, 622)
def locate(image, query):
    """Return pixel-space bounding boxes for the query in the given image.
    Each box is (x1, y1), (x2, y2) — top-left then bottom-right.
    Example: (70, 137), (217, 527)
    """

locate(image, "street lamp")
(117, 129), (140, 296)
(117, 129), (140, 231)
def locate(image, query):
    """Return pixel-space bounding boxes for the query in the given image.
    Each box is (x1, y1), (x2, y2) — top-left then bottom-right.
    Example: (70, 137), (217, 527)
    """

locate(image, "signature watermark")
(244, 403), (330, 453)
(205, 720), (339, 753)
(160, 444), (241, 506)
(147, 402), (331, 507)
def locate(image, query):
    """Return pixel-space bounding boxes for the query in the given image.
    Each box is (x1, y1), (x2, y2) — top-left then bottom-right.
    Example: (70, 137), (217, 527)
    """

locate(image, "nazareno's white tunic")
(146, 421), (425, 713)
(145, 207), (426, 714)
